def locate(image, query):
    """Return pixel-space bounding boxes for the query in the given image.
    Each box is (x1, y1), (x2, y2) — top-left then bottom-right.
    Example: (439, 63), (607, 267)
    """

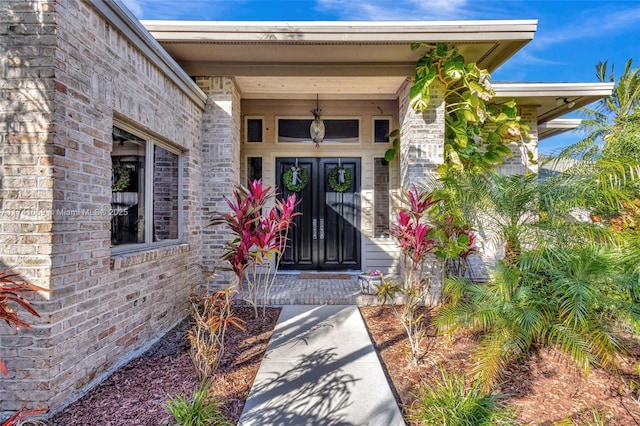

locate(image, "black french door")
(276, 157), (361, 271)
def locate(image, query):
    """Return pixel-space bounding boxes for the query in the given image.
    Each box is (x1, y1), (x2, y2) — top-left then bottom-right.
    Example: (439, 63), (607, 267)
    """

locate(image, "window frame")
(111, 122), (184, 255)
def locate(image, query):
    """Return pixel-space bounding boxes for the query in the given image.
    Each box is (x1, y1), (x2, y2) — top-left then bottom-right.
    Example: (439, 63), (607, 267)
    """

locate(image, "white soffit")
(538, 118), (583, 140)
(493, 82), (614, 124)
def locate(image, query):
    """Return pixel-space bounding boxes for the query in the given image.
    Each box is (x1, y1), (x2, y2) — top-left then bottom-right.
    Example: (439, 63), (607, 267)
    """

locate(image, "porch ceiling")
(141, 21), (613, 135)
(143, 20), (537, 100)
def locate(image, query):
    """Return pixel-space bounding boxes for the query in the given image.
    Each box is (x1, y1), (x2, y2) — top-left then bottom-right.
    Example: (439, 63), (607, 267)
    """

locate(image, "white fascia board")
(93, 0), (207, 108)
(539, 118), (583, 130)
(493, 82), (614, 97)
(142, 20), (538, 43)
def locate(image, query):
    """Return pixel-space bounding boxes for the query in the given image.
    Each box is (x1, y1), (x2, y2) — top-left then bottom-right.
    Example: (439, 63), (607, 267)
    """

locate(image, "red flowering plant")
(376, 185), (438, 364)
(211, 180), (299, 317)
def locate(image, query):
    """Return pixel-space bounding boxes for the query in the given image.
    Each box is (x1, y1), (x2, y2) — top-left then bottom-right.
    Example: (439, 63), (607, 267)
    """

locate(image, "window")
(248, 157), (263, 181)
(277, 118), (359, 143)
(111, 125), (182, 252)
(373, 118), (391, 143)
(245, 117), (263, 143)
(374, 158), (390, 238)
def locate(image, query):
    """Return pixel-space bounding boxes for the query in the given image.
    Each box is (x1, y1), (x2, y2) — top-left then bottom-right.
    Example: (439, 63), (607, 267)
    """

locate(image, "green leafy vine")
(388, 42), (534, 176)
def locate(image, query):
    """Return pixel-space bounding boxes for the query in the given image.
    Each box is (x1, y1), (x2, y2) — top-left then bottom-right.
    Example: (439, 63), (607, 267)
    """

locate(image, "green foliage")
(165, 382), (231, 426)
(407, 42), (532, 174)
(384, 129), (401, 163)
(555, 408), (609, 426)
(436, 245), (640, 391)
(409, 367), (518, 425)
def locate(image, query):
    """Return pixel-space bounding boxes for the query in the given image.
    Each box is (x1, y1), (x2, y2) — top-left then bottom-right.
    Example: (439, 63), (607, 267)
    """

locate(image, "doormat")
(299, 273), (353, 280)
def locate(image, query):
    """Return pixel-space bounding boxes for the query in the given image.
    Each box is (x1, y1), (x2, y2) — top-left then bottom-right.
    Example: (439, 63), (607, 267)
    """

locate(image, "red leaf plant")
(211, 180), (299, 317)
(0, 267), (49, 376)
(1, 404), (47, 426)
(0, 267), (50, 425)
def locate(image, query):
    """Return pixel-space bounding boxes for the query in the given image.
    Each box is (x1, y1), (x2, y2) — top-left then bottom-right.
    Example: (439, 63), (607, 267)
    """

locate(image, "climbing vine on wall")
(387, 42), (534, 176)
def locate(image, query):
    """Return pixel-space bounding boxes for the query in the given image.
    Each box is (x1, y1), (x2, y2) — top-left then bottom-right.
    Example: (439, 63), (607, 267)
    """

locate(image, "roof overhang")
(493, 82), (614, 139)
(143, 20), (537, 100)
(538, 118), (583, 139)
(140, 21), (612, 138)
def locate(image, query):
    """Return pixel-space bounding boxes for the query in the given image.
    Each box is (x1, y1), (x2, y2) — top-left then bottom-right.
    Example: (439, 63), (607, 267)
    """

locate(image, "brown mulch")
(50, 307), (280, 426)
(359, 305), (640, 426)
(49, 305), (640, 425)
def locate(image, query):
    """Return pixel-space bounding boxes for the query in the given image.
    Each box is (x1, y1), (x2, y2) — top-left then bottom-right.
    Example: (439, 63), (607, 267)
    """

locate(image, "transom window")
(111, 125), (183, 252)
(277, 118), (359, 143)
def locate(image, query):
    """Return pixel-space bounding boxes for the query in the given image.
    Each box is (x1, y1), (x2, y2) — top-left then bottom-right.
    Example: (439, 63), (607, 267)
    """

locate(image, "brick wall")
(195, 76), (241, 287)
(0, 0), (205, 416)
(397, 78), (445, 188)
(396, 78), (446, 302)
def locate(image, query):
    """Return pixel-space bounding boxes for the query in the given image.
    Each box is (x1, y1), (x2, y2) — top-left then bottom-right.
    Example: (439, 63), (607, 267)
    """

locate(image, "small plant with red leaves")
(211, 179), (299, 317)
(377, 185), (439, 364)
(188, 287), (245, 380)
(0, 267), (49, 375)
(1, 404), (47, 426)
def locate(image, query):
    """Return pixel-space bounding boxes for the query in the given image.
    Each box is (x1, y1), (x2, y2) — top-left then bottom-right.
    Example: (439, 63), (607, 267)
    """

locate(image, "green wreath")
(112, 164), (131, 192)
(283, 166), (309, 192)
(328, 166), (352, 192)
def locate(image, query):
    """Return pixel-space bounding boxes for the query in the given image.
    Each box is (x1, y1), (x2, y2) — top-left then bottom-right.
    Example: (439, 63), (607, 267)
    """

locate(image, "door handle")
(319, 218), (325, 240)
(313, 218), (317, 240)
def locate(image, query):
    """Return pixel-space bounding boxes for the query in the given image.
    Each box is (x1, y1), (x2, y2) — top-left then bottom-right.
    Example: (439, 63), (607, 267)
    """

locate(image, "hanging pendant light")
(310, 94), (325, 147)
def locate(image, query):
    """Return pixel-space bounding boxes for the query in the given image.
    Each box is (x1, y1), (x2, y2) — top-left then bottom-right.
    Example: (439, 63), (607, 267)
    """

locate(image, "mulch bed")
(50, 307), (280, 426)
(48, 305), (640, 425)
(359, 305), (640, 426)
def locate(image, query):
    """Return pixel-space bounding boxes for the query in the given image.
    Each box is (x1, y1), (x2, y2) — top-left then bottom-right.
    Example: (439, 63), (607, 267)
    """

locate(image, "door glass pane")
(111, 128), (145, 246)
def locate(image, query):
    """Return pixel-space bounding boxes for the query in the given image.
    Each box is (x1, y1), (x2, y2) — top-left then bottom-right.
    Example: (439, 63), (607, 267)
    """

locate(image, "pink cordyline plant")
(377, 185), (439, 364)
(211, 180), (299, 317)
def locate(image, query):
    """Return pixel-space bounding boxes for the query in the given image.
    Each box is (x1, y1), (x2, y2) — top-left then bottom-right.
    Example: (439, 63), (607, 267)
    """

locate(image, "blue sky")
(122, 0), (639, 154)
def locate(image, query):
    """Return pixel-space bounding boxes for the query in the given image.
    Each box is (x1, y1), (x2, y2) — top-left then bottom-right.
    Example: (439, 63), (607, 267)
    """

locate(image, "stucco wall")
(0, 0), (204, 415)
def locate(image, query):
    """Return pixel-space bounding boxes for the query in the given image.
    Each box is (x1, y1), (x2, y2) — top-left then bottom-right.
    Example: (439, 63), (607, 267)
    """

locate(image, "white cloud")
(535, 6), (640, 48)
(120, 0), (144, 18)
(317, 0), (471, 21)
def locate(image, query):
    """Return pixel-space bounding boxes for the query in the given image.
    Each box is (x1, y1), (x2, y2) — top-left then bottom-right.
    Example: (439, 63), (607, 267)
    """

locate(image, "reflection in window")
(278, 118), (359, 143)
(111, 128), (145, 246)
(111, 126), (182, 251)
(374, 158), (390, 238)
(153, 146), (179, 241)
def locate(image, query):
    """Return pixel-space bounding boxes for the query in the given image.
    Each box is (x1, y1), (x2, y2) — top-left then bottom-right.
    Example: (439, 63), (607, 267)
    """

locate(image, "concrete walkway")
(238, 305), (406, 426)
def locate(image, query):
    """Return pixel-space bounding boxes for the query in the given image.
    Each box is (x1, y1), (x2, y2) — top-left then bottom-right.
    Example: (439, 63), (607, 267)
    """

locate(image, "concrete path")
(238, 305), (406, 426)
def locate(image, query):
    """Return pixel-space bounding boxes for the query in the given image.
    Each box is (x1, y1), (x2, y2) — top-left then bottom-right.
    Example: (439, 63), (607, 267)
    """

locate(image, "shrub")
(409, 367), (517, 426)
(165, 382), (231, 426)
(211, 179), (298, 317)
(188, 287), (245, 380)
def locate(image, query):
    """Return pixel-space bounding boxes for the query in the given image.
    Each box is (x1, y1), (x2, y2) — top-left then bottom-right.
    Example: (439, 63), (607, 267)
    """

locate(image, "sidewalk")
(238, 305), (406, 426)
